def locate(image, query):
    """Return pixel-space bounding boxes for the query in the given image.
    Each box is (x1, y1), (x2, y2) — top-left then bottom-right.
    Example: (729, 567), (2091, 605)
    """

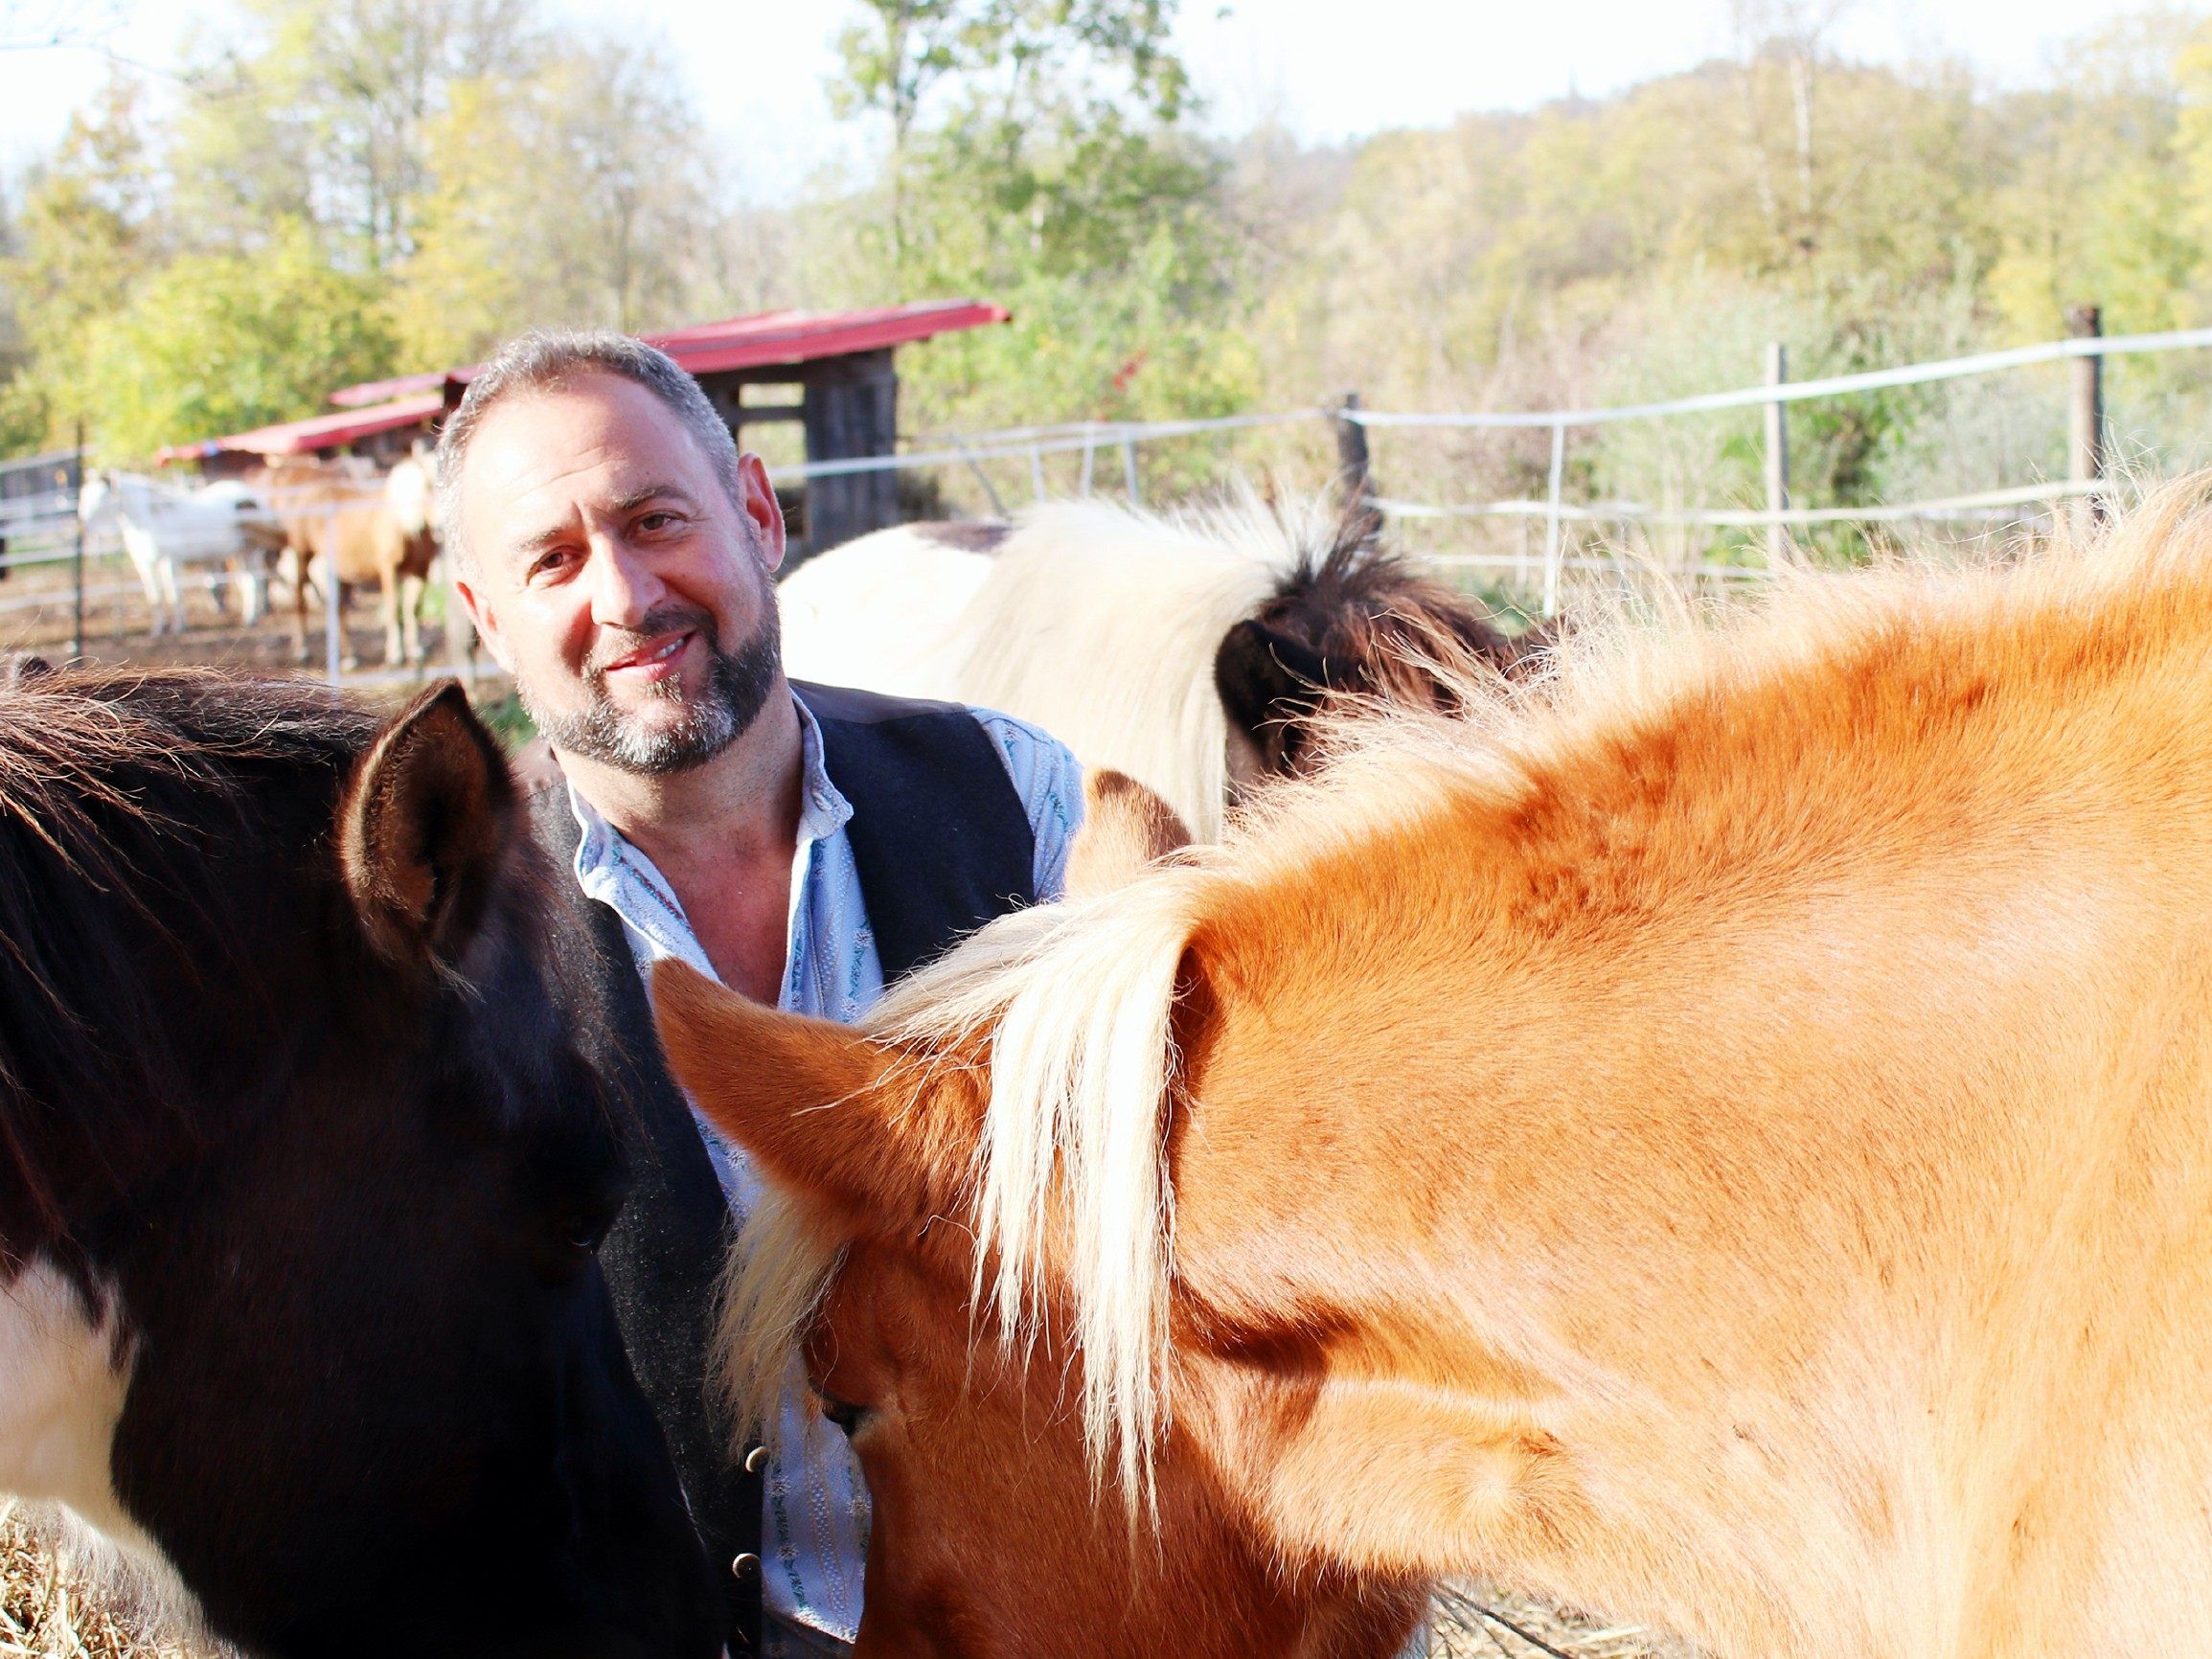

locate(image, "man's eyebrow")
(609, 482), (700, 515)
(507, 483), (700, 556)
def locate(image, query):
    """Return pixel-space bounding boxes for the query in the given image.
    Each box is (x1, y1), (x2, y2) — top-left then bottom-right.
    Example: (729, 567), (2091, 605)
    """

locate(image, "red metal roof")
(329, 300), (1010, 408)
(155, 393), (445, 465)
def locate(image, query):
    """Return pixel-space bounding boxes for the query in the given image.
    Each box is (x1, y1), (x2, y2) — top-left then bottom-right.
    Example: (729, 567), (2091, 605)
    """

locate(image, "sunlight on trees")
(6, 0), (2212, 513)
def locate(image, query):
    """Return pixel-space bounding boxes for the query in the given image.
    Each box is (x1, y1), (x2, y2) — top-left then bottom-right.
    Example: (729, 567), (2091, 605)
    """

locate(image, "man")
(438, 330), (1081, 1659)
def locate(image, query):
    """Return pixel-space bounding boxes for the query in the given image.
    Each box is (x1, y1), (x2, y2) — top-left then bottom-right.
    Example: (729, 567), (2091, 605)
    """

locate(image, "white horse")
(778, 499), (1535, 838)
(79, 471), (283, 639)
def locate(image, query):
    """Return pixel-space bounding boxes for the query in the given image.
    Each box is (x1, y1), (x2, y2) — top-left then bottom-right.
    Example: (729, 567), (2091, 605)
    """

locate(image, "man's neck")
(558, 677), (806, 879)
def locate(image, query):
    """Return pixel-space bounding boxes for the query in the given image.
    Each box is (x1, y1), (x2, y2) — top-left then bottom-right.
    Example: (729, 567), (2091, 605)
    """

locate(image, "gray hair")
(433, 329), (741, 571)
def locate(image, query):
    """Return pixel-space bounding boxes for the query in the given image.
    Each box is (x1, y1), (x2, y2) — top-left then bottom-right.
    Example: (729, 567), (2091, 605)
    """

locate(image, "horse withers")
(658, 482), (2212, 1659)
(0, 670), (720, 1657)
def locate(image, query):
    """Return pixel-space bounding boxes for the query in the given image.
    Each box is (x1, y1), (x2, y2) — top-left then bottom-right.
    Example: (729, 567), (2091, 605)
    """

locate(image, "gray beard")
(524, 604), (782, 775)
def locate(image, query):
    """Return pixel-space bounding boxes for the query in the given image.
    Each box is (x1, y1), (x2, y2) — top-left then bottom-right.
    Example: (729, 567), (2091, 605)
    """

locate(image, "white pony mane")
(866, 875), (1202, 1508)
(954, 493), (1328, 839)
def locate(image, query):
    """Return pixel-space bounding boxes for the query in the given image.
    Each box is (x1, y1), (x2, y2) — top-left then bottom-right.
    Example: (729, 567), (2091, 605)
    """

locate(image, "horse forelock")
(0, 670), (377, 1268)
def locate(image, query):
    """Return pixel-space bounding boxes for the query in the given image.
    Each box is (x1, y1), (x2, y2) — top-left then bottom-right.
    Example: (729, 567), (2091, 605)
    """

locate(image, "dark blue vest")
(529, 684), (1038, 1655)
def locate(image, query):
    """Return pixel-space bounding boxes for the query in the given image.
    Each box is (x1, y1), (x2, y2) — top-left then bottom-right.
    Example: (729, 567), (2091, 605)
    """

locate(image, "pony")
(0, 668), (721, 1658)
(657, 477), (2212, 1659)
(78, 472), (285, 638)
(778, 497), (1539, 838)
(255, 456), (439, 668)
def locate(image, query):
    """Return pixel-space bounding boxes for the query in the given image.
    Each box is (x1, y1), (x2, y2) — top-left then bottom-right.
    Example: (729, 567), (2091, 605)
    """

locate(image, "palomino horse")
(779, 496), (1539, 837)
(256, 455), (439, 667)
(658, 481), (2212, 1659)
(0, 669), (720, 1657)
(78, 471), (285, 637)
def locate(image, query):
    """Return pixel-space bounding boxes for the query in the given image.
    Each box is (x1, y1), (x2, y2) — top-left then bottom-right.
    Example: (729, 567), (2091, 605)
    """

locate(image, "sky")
(0, 0), (2171, 193)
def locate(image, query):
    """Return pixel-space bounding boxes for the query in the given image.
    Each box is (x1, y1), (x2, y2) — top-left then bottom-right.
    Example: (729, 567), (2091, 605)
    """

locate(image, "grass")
(0, 1503), (219, 1658)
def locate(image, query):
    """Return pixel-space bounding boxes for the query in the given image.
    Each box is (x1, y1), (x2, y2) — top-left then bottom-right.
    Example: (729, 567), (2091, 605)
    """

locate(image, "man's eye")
(636, 511), (681, 533)
(528, 550), (577, 581)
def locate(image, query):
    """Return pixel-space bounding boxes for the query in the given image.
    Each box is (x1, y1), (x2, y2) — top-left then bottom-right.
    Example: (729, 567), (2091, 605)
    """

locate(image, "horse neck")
(1171, 561), (2212, 1658)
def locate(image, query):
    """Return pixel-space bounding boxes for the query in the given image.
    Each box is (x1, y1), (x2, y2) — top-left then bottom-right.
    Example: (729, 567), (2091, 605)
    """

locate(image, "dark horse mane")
(1214, 499), (1547, 776)
(0, 668), (379, 1269)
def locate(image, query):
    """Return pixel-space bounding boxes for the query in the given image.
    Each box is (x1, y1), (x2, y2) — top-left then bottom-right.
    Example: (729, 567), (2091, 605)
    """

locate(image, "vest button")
(731, 1552), (760, 1579)
(743, 1443), (769, 1474)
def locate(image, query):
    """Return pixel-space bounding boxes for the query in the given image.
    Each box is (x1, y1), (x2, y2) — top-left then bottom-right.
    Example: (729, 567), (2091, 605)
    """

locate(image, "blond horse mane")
(725, 477), (2212, 1514)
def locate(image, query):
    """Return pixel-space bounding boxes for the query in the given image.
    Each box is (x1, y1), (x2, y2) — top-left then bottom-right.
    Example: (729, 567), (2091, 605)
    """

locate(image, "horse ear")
(1213, 618), (1328, 743)
(341, 680), (515, 966)
(651, 961), (974, 1230)
(1066, 769), (1193, 900)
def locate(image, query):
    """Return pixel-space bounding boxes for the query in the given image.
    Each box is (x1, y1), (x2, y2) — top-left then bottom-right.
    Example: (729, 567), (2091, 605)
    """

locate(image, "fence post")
(1080, 427), (1097, 497)
(1542, 420), (1566, 618)
(2066, 303), (2105, 529)
(1764, 343), (1790, 564)
(1122, 437), (1139, 506)
(70, 419), (85, 661)
(325, 550), (343, 687)
(1029, 444), (1046, 502)
(1335, 392), (1375, 507)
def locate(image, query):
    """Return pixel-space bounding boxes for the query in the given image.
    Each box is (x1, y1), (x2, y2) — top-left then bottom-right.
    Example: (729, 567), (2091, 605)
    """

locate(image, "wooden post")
(325, 549), (343, 686)
(1763, 343), (1790, 564)
(1335, 392), (1375, 506)
(800, 349), (900, 554)
(1542, 420), (1566, 618)
(2066, 303), (2105, 527)
(70, 420), (85, 661)
(1122, 437), (1139, 506)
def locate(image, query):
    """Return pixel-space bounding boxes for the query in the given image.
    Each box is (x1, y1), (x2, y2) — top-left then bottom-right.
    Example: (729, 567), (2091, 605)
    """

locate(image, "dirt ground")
(0, 551), (476, 686)
(1, 1504), (1691, 1659)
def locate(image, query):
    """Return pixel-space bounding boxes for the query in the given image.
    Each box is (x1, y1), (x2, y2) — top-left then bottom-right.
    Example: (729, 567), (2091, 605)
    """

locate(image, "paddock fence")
(769, 310), (2209, 619)
(8, 312), (2207, 688)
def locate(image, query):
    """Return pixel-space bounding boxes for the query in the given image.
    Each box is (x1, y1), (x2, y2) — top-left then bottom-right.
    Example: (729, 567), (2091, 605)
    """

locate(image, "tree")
(392, 34), (716, 367)
(0, 70), (165, 447)
(77, 222), (395, 460)
(171, 0), (542, 269)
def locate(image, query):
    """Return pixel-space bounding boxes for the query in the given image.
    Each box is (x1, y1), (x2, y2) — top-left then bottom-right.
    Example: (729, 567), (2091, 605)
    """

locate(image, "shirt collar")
(565, 689), (854, 894)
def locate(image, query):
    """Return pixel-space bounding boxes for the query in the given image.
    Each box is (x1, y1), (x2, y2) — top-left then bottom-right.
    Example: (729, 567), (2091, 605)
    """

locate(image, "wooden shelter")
(165, 302), (1009, 553)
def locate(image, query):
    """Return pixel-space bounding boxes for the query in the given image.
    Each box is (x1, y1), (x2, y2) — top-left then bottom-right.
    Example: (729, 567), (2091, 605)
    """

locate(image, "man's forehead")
(462, 376), (712, 540)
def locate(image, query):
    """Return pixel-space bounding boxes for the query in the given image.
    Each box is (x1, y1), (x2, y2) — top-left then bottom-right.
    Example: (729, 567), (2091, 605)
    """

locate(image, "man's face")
(452, 372), (789, 773)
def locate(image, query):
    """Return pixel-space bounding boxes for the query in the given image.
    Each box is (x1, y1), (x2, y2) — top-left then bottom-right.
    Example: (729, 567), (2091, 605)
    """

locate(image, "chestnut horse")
(0, 670), (719, 1657)
(779, 495), (1541, 837)
(657, 480), (2212, 1659)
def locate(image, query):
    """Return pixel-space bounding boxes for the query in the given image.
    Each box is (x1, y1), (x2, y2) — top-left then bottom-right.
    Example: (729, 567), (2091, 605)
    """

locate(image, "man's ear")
(737, 452), (787, 576)
(1066, 769), (1193, 900)
(449, 574), (514, 675)
(652, 961), (979, 1230)
(340, 680), (515, 966)
(1212, 618), (1328, 745)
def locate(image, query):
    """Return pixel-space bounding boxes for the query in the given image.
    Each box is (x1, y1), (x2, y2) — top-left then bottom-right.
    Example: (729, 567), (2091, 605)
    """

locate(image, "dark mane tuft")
(1256, 498), (1539, 698)
(0, 670), (379, 1266)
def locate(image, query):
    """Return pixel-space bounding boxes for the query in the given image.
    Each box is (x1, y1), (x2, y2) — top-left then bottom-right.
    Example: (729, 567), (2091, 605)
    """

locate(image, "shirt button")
(731, 1552), (760, 1579)
(743, 1443), (769, 1474)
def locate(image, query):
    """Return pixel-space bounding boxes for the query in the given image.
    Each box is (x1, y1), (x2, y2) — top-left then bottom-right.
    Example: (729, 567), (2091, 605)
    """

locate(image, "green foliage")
(78, 223), (396, 460)
(821, 0), (1250, 444)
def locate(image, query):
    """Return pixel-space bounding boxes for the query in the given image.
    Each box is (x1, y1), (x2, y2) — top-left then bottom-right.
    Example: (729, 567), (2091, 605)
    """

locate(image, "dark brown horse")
(0, 669), (719, 1658)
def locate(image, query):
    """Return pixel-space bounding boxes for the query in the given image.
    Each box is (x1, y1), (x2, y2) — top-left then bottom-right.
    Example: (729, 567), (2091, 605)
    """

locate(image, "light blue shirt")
(568, 693), (1081, 1655)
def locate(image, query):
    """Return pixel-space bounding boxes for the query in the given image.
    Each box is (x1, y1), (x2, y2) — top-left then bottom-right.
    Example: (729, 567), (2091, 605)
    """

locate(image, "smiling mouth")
(602, 632), (692, 675)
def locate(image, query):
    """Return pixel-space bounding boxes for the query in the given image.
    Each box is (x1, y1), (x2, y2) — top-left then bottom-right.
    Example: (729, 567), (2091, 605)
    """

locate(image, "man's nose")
(584, 536), (667, 630)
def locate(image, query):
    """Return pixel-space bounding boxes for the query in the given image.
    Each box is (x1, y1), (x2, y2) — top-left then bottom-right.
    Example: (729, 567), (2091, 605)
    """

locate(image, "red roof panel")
(155, 393), (445, 464)
(329, 299), (1009, 408)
